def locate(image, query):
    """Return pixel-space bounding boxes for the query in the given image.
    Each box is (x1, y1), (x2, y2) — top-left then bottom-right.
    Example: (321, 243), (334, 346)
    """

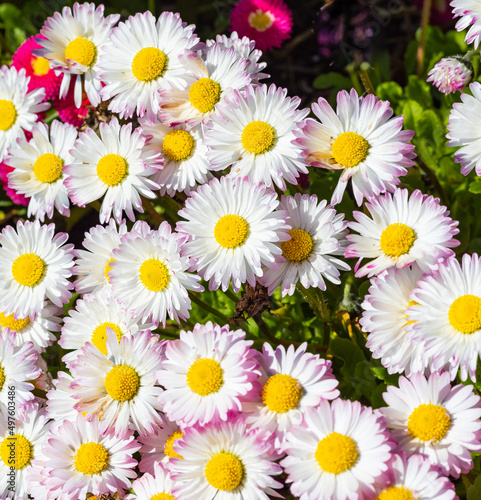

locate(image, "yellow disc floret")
(379, 223), (416, 257)
(214, 214), (249, 249)
(407, 403), (451, 442)
(404, 299), (420, 325)
(331, 132), (369, 168)
(262, 373), (302, 413)
(65, 37), (97, 67)
(204, 452), (244, 491)
(0, 100), (17, 131)
(186, 358), (224, 396)
(448, 294), (481, 334)
(315, 432), (359, 474)
(33, 153), (64, 184)
(0, 311), (30, 332)
(241, 120), (276, 155)
(376, 486), (415, 500)
(96, 154), (128, 186)
(32, 56), (50, 76)
(248, 10), (274, 31)
(12, 253), (46, 287)
(132, 47), (167, 82)
(188, 78), (222, 114)
(104, 364), (140, 402)
(139, 258), (170, 292)
(281, 228), (313, 262)
(164, 430), (184, 459)
(150, 494), (175, 500)
(91, 322), (124, 356)
(162, 130), (195, 162)
(73, 442), (109, 474)
(0, 434), (33, 469)
(104, 257), (116, 282)
(0, 365), (5, 392)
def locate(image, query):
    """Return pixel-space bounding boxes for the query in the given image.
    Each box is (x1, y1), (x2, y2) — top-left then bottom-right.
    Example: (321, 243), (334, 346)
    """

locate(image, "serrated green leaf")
(376, 81), (403, 109)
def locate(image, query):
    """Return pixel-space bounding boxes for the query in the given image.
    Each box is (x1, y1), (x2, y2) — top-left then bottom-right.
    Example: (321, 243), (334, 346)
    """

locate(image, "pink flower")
(230, 0), (293, 51)
(52, 79), (90, 128)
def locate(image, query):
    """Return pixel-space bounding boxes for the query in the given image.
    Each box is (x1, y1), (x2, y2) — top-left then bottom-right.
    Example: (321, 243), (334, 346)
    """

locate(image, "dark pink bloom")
(53, 80), (90, 128)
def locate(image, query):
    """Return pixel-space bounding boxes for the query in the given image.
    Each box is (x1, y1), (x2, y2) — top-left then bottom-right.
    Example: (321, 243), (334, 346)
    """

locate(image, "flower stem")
(142, 197), (166, 225)
(417, 0), (432, 77)
(188, 291), (229, 324)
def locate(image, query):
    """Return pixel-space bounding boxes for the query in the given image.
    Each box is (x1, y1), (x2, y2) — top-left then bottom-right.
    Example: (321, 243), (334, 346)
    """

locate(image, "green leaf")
(467, 474), (481, 500)
(313, 72), (351, 90)
(405, 75), (433, 108)
(330, 338), (364, 373)
(376, 82), (403, 109)
(469, 179), (481, 194)
(399, 99), (424, 131)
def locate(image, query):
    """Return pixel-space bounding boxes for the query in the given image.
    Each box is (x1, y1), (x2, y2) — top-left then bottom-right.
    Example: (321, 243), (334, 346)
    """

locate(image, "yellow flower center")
(162, 129), (195, 162)
(261, 373), (302, 413)
(73, 442), (109, 474)
(12, 253), (46, 287)
(407, 403), (451, 442)
(0, 311), (30, 332)
(404, 299), (420, 325)
(151, 494), (175, 500)
(281, 228), (313, 262)
(139, 258), (170, 292)
(164, 430), (184, 459)
(204, 452), (244, 491)
(0, 364), (4, 392)
(104, 257), (116, 282)
(241, 120), (276, 155)
(379, 223), (416, 257)
(214, 214), (249, 249)
(0, 100), (17, 131)
(91, 322), (124, 356)
(33, 153), (64, 184)
(188, 78), (222, 114)
(448, 294), (481, 334)
(96, 154), (128, 187)
(248, 10), (274, 31)
(131, 47), (168, 82)
(315, 432), (358, 474)
(331, 131), (369, 168)
(186, 358), (224, 396)
(32, 56), (50, 76)
(377, 486), (416, 500)
(0, 434), (33, 469)
(104, 364), (140, 402)
(65, 37), (97, 67)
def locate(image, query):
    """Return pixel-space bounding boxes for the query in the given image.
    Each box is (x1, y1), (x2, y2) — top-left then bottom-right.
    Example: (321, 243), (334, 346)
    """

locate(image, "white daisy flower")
(0, 219), (74, 318)
(6, 120), (76, 221)
(293, 88), (416, 205)
(427, 56), (472, 95)
(381, 371), (481, 478)
(281, 399), (393, 500)
(205, 83), (309, 190)
(45, 371), (80, 431)
(109, 221), (203, 326)
(169, 419), (283, 499)
(447, 81), (481, 176)
(69, 329), (165, 436)
(159, 44), (251, 129)
(34, 2), (120, 107)
(156, 322), (260, 427)
(260, 193), (350, 296)
(0, 300), (62, 352)
(97, 11), (199, 122)
(360, 266), (428, 377)
(73, 218), (128, 294)
(177, 176), (290, 292)
(408, 253), (481, 381)
(452, 0), (481, 48)
(140, 117), (213, 196)
(65, 117), (161, 224)
(345, 188), (460, 278)
(127, 462), (175, 500)
(0, 65), (49, 162)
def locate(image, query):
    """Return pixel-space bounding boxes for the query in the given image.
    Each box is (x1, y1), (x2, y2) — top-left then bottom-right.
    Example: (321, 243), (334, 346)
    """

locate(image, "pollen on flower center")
(204, 452), (244, 491)
(104, 257), (116, 282)
(91, 322), (123, 355)
(379, 223), (416, 257)
(186, 358), (224, 396)
(0, 100), (17, 131)
(248, 10), (274, 31)
(32, 56), (50, 76)
(188, 78), (222, 114)
(131, 47), (168, 82)
(0, 365), (5, 393)
(164, 430), (184, 459)
(150, 493), (175, 500)
(281, 228), (313, 262)
(376, 486), (415, 500)
(0, 311), (30, 332)
(315, 432), (359, 474)
(162, 129), (195, 162)
(262, 373), (303, 413)
(139, 258), (170, 292)
(73, 442), (109, 474)
(0, 434), (33, 469)
(241, 120), (276, 155)
(404, 299), (420, 325)
(65, 37), (97, 67)
(104, 364), (140, 402)
(331, 131), (369, 168)
(12, 253), (46, 287)
(96, 154), (128, 186)
(448, 294), (481, 334)
(214, 214), (249, 249)
(33, 153), (64, 184)
(408, 403), (451, 442)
